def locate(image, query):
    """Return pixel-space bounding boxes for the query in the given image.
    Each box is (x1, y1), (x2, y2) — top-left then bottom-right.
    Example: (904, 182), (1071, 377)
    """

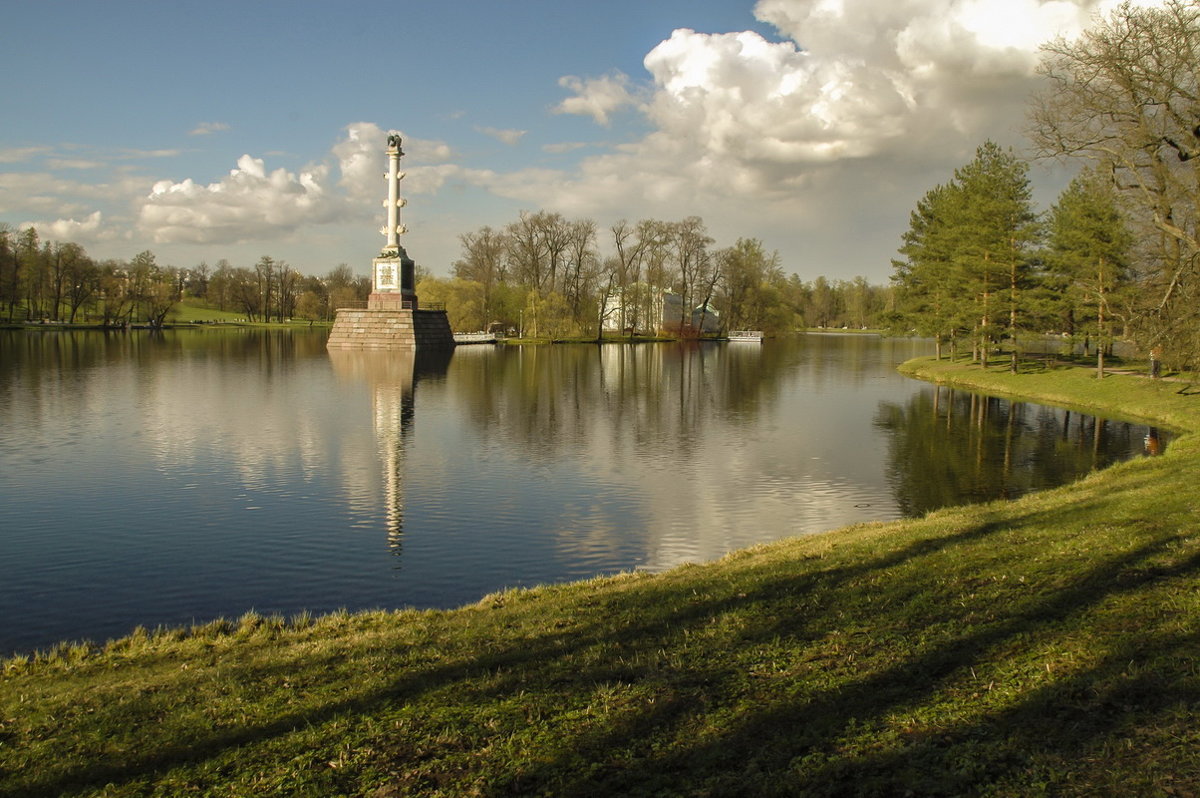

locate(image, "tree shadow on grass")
(13, 513), (1023, 797)
(523, 541), (1200, 797)
(14, 484), (1197, 797)
(451, 461), (1196, 795)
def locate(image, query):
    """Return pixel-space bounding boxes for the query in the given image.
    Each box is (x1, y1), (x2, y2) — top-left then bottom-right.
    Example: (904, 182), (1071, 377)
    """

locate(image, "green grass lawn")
(171, 300), (326, 327)
(3, 356), (1199, 796)
(169, 299), (247, 323)
(499, 334), (677, 345)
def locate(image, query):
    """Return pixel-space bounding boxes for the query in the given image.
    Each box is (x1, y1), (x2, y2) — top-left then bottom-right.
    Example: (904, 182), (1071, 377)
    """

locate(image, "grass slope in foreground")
(3, 357), (1200, 797)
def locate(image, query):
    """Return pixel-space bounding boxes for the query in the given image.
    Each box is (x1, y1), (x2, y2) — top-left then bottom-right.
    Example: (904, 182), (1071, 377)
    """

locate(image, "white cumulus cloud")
(631, 0), (1126, 179)
(333, 122), (387, 204)
(335, 122), (459, 201)
(24, 211), (109, 243)
(138, 154), (337, 245)
(483, 0), (1168, 278)
(517, 1), (1160, 204)
(555, 72), (640, 126)
(137, 122), (462, 246)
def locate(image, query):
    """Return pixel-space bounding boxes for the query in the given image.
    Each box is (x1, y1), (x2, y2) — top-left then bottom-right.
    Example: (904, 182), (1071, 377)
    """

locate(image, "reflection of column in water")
(328, 350), (428, 564)
(375, 380), (414, 556)
(383, 349), (453, 558)
(1145, 428), (1162, 456)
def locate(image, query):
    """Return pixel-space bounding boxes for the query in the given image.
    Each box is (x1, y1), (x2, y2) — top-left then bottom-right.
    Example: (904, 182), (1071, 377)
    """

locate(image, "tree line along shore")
(7, 3), (1200, 371)
(2, 357), (1198, 796)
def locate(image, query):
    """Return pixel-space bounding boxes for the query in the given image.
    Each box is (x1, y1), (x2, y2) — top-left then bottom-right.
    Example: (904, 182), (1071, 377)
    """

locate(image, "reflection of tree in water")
(2, 328), (329, 388)
(327, 348), (452, 564)
(875, 385), (1167, 517)
(2, 329), (335, 437)
(448, 342), (794, 459)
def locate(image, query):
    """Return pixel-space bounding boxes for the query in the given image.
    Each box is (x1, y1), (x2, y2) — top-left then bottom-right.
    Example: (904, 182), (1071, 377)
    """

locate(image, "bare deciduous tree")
(1029, 0), (1200, 363)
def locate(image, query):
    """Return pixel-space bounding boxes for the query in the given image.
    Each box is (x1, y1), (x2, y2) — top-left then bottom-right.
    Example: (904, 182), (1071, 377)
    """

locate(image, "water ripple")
(0, 331), (1167, 655)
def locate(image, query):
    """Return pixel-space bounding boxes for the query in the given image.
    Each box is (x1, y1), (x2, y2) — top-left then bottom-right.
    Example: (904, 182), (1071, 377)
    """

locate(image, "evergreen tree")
(951, 142), (1042, 371)
(893, 182), (969, 359)
(1046, 168), (1134, 377)
(894, 143), (1042, 367)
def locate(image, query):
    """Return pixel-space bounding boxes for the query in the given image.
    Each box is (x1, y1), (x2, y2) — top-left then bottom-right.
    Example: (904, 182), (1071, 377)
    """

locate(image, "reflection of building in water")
(456, 342), (782, 571)
(328, 349), (452, 558)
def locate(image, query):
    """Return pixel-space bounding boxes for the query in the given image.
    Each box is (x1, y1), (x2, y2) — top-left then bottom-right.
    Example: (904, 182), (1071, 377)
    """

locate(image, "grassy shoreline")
(4, 356), (1200, 796)
(896, 355), (1200, 430)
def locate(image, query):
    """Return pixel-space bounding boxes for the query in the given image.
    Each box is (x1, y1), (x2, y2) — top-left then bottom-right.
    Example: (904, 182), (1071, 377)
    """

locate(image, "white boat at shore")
(727, 330), (763, 342)
(452, 332), (498, 344)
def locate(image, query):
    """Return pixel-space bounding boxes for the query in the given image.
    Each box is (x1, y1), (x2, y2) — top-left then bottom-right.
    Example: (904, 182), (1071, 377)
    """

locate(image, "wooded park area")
(5, 1), (1200, 370)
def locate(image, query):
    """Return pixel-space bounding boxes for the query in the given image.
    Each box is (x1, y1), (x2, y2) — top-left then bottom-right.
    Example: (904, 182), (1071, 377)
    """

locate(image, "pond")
(0, 329), (1168, 655)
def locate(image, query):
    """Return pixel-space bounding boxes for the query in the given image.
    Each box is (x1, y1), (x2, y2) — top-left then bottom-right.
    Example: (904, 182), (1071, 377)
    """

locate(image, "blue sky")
(0, 0), (1139, 282)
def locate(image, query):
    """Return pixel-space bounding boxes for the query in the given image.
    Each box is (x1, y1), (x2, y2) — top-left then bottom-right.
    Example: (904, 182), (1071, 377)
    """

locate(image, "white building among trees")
(602, 286), (721, 335)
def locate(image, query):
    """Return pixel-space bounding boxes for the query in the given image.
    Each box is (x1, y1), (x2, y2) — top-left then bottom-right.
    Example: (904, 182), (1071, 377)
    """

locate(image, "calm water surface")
(0, 330), (1167, 654)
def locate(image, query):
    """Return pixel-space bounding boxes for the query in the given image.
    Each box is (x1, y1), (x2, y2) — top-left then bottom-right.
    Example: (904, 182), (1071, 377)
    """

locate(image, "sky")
(0, 0), (1156, 284)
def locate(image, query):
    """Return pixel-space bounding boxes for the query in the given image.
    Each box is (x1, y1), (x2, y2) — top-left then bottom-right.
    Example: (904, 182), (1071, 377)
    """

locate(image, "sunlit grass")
(168, 299), (247, 323)
(3, 356), (1200, 796)
(899, 354), (1200, 429)
(170, 300), (328, 327)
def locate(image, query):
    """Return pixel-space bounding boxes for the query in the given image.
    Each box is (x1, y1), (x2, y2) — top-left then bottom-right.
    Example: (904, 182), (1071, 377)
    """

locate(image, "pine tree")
(893, 182), (968, 359)
(950, 142), (1042, 371)
(893, 143), (1041, 366)
(1047, 169), (1133, 377)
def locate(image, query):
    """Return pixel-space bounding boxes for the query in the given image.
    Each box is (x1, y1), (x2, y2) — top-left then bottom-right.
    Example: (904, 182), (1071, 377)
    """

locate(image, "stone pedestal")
(367, 292), (410, 311)
(326, 308), (455, 351)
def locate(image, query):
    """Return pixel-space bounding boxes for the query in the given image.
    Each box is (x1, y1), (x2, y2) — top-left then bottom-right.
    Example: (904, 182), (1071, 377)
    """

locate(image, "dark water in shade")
(0, 329), (1168, 655)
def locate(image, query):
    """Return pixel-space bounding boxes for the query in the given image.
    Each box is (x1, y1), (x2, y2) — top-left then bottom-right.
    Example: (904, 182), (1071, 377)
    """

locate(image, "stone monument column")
(370, 133), (417, 311)
(327, 132), (454, 351)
